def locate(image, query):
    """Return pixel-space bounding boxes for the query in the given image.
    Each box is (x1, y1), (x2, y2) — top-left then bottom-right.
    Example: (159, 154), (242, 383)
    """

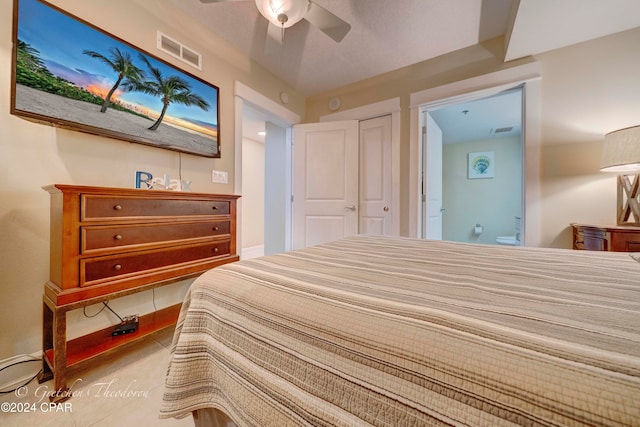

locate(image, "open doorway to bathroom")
(421, 86), (524, 246)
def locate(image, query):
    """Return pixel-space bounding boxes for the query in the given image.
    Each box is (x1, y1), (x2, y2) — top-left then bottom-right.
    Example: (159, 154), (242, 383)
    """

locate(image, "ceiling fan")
(199, 0), (351, 44)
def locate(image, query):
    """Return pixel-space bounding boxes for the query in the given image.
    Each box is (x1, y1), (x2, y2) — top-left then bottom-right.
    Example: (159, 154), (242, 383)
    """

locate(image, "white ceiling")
(170, 0), (514, 95)
(429, 88), (522, 144)
(505, 0), (640, 61)
(169, 0), (640, 96)
(162, 0), (640, 142)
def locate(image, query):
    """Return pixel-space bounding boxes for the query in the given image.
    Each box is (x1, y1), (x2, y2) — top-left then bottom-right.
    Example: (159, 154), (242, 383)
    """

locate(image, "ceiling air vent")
(494, 126), (513, 134)
(157, 31), (202, 70)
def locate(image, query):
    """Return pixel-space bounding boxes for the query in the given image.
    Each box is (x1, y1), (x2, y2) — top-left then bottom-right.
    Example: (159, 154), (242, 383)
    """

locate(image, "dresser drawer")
(571, 223), (640, 252)
(573, 227), (608, 251)
(80, 240), (231, 286)
(82, 195), (230, 221)
(82, 221), (230, 253)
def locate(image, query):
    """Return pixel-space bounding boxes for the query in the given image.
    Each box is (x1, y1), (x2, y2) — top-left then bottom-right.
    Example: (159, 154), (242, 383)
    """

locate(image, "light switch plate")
(211, 170), (228, 184)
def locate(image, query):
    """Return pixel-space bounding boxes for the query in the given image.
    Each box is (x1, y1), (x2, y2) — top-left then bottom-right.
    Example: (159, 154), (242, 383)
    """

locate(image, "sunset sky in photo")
(16, 0), (219, 137)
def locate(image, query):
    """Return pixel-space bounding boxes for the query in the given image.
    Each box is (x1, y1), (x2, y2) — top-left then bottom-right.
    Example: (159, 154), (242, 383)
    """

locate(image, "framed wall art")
(468, 151), (494, 179)
(11, 0), (220, 158)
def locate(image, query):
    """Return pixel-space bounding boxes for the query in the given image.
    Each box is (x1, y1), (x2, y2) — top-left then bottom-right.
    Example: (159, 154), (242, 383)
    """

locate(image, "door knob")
(383, 206), (389, 212)
(345, 205), (356, 211)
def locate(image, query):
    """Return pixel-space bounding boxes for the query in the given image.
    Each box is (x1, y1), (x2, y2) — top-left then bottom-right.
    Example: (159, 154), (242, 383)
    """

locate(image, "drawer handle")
(212, 206), (218, 210)
(114, 234), (123, 240)
(113, 205), (123, 211)
(213, 247), (219, 253)
(113, 264), (122, 271)
(212, 226), (219, 231)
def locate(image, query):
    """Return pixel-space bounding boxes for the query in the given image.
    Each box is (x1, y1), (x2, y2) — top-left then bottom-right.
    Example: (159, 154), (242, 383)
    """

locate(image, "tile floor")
(0, 329), (193, 427)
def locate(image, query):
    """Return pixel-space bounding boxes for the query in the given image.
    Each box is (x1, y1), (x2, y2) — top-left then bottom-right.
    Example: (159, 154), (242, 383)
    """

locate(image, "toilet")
(496, 216), (521, 246)
(496, 235), (518, 245)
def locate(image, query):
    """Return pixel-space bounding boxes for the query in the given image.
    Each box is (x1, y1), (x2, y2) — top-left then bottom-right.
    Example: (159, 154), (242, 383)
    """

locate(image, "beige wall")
(305, 28), (640, 248)
(3, 0), (639, 362)
(0, 0), (304, 359)
(306, 37), (533, 238)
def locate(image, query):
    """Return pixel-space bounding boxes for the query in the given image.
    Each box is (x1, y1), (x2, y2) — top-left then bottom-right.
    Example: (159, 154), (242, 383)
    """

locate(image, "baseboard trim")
(241, 245), (264, 260)
(0, 351), (42, 392)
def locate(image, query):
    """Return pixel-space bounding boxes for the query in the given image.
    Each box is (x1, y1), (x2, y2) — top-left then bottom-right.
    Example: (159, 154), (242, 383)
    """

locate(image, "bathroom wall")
(443, 135), (522, 244)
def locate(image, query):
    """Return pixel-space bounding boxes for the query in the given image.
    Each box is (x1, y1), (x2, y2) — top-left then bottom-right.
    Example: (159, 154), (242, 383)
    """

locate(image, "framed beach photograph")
(11, 0), (220, 158)
(468, 151), (494, 179)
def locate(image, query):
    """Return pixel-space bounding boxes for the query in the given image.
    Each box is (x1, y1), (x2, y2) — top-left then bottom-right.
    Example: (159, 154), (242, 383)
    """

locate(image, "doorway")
(240, 107), (292, 258)
(421, 87), (524, 246)
(410, 62), (542, 246)
(237, 88), (402, 257)
(234, 82), (300, 259)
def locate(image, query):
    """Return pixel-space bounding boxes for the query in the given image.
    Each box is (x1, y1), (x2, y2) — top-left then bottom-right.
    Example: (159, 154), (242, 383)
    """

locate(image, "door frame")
(423, 111), (443, 240)
(422, 86), (524, 244)
(409, 62), (542, 246)
(234, 81), (300, 255)
(320, 98), (401, 236)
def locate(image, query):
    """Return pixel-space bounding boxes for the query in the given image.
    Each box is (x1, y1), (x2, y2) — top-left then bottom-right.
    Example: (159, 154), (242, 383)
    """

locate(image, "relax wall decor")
(11, 0), (220, 158)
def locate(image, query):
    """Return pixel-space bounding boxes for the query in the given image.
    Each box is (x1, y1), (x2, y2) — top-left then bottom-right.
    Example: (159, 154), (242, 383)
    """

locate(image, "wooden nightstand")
(571, 223), (640, 252)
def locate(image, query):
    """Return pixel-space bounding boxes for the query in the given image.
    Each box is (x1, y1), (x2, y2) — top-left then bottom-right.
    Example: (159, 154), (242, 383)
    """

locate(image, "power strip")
(111, 315), (139, 336)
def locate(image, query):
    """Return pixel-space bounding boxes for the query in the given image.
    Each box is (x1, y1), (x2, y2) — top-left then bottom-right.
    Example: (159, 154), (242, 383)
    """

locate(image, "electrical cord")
(101, 301), (123, 322)
(0, 358), (42, 394)
(83, 301), (107, 318)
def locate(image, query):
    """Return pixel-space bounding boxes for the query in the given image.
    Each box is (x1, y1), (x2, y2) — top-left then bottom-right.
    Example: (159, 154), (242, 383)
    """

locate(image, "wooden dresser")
(571, 223), (640, 252)
(39, 184), (240, 396)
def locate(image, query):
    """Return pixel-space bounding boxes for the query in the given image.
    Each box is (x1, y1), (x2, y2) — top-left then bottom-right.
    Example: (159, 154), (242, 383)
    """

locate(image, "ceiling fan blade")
(305, 1), (351, 43)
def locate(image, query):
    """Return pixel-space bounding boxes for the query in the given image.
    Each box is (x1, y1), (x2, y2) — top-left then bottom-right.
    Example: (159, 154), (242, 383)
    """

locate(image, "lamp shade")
(255, 0), (310, 28)
(601, 125), (640, 173)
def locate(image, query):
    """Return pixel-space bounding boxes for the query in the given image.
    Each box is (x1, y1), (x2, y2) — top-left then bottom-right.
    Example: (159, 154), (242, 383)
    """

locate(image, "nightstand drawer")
(611, 233), (640, 252)
(81, 195), (230, 221)
(80, 240), (231, 286)
(571, 223), (640, 252)
(81, 221), (230, 253)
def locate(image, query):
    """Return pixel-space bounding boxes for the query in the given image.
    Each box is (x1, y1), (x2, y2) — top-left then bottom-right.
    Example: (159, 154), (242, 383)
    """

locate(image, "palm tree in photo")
(133, 55), (209, 131)
(82, 47), (144, 113)
(17, 40), (47, 74)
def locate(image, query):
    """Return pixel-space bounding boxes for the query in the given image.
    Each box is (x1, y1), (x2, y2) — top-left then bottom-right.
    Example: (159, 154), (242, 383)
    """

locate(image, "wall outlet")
(211, 170), (228, 184)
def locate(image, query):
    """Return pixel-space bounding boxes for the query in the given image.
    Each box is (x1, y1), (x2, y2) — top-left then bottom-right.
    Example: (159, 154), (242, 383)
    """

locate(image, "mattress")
(161, 235), (640, 426)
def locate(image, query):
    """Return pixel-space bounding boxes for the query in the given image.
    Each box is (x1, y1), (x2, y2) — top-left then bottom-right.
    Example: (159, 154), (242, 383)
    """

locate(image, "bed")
(160, 235), (640, 426)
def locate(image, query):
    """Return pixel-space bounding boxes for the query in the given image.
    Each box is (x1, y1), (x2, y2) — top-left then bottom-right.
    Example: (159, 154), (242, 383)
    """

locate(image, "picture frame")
(11, 0), (220, 158)
(468, 151), (494, 179)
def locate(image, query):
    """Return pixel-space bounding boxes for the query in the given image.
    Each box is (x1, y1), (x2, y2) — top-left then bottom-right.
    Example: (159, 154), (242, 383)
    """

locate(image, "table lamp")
(601, 125), (640, 225)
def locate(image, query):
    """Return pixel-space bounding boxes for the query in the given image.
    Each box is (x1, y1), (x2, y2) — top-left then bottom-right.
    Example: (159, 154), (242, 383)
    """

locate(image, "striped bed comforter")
(161, 235), (640, 426)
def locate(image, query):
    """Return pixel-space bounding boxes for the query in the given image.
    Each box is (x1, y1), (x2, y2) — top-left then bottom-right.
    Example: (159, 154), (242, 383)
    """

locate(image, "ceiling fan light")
(255, 0), (309, 28)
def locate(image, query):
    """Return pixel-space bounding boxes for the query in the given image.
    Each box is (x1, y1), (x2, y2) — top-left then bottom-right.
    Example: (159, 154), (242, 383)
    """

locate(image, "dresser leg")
(51, 307), (69, 400)
(38, 301), (54, 383)
(39, 299), (70, 401)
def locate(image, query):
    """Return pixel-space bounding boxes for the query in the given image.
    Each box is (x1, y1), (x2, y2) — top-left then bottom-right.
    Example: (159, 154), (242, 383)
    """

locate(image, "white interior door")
(292, 120), (359, 249)
(359, 115), (392, 235)
(424, 112), (443, 240)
